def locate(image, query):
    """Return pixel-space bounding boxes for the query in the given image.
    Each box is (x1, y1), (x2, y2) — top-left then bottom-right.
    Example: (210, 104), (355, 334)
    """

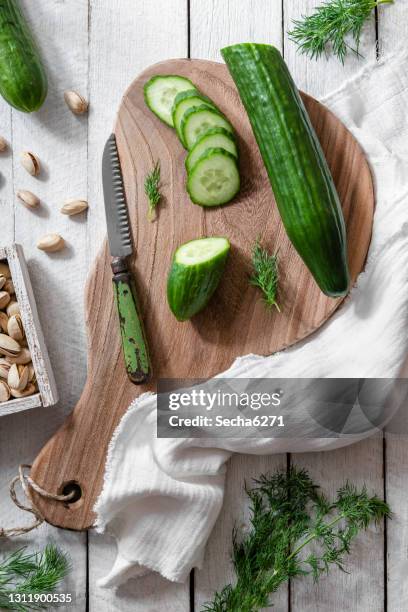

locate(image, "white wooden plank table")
(0, 1), (405, 611)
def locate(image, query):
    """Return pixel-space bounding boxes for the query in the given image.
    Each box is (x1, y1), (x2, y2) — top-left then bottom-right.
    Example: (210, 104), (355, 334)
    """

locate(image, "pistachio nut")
(0, 312), (8, 333)
(0, 291), (10, 309)
(0, 380), (10, 402)
(0, 136), (8, 152)
(37, 233), (65, 253)
(7, 314), (24, 342)
(17, 189), (40, 209)
(6, 301), (20, 317)
(0, 261), (11, 278)
(10, 382), (36, 399)
(4, 279), (14, 294)
(8, 363), (30, 392)
(0, 333), (21, 357)
(60, 199), (88, 216)
(7, 347), (31, 365)
(27, 363), (36, 384)
(21, 151), (41, 176)
(0, 358), (10, 380)
(10, 381), (36, 398)
(64, 90), (89, 115)
(0, 262), (10, 279)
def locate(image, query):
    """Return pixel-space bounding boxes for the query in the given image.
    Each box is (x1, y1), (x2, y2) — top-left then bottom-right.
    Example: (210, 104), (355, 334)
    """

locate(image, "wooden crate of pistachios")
(0, 244), (58, 417)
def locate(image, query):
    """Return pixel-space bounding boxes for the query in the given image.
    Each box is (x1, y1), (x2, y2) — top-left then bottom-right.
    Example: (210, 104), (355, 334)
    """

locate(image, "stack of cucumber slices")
(144, 75), (240, 207)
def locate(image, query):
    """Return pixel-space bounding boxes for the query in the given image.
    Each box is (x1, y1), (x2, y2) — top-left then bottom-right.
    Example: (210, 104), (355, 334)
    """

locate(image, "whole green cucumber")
(0, 0), (48, 112)
(221, 43), (349, 297)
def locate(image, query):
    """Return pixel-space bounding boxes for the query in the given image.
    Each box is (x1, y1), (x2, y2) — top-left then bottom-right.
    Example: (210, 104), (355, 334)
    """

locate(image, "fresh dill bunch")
(144, 161), (162, 221)
(0, 545), (70, 611)
(202, 467), (391, 612)
(250, 240), (280, 311)
(289, 0), (394, 63)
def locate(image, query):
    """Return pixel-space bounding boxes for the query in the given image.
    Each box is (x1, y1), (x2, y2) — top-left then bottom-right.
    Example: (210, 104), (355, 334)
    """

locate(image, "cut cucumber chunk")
(185, 127), (238, 173)
(172, 90), (216, 147)
(176, 236), (230, 265)
(181, 105), (234, 150)
(144, 75), (196, 127)
(187, 148), (240, 207)
(167, 237), (230, 321)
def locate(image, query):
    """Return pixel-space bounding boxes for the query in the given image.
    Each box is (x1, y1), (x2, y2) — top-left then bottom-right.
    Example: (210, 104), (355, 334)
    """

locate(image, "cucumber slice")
(185, 127), (238, 173)
(144, 75), (196, 127)
(187, 148), (240, 207)
(172, 90), (216, 146)
(181, 105), (234, 150)
(167, 237), (230, 321)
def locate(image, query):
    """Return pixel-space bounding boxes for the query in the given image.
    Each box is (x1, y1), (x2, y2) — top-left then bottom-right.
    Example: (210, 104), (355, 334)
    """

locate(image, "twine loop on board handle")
(0, 464), (76, 538)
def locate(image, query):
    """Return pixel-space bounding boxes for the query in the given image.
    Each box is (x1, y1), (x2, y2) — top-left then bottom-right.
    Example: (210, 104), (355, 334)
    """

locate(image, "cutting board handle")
(29, 242), (148, 530)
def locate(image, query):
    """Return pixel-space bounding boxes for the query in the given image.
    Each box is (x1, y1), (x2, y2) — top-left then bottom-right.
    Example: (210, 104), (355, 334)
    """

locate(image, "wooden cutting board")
(30, 59), (374, 530)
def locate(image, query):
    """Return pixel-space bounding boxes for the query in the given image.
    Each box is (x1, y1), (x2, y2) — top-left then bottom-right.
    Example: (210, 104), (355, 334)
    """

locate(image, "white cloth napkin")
(95, 52), (408, 587)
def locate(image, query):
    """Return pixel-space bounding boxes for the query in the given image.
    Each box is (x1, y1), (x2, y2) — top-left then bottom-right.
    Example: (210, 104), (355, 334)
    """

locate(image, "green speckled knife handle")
(111, 257), (150, 384)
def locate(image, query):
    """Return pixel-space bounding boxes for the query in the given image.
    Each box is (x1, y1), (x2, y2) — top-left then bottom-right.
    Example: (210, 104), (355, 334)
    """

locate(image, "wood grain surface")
(29, 58), (374, 531)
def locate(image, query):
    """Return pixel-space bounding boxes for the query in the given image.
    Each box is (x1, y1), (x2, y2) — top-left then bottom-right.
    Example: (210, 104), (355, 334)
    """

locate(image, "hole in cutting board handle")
(60, 481), (83, 506)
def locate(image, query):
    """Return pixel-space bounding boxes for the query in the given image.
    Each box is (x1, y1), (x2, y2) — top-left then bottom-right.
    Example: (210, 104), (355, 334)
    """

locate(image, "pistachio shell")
(0, 263), (10, 279)
(60, 199), (88, 216)
(7, 314), (24, 342)
(0, 380), (10, 402)
(37, 233), (65, 253)
(17, 189), (40, 209)
(0, 137), (8, 152)
(0, 312), (8, 333)
(0, 275), (6, 290)
(9, 382), (36, 398)
(21, 151), (41, 176)
(0, 291), (10, 309)
(64, 90), (89, 115)
(6, 347), (31, 365)
(8, 363), (29, 391)
(6, 301), (20, 317)
(7, 364), (19, 390)
(4, 279), (14, 294)
(20, 365), (30, 389)
(0, 333), (21, 357)
(27, 363), (36, 383)
(0, 358), (10, 380)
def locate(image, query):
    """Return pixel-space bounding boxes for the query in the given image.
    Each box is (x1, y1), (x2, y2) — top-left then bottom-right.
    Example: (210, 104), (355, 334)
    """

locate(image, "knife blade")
(102, 133), (151, 384)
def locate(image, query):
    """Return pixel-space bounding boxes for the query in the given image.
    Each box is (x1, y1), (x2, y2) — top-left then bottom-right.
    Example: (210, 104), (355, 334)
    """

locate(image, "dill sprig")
(289, 0), (394, 63)
(202, 467), (391, 612)
(0, 545), (70, 611)
(144, 161), (162, 221)
(250, 240), (280, 311)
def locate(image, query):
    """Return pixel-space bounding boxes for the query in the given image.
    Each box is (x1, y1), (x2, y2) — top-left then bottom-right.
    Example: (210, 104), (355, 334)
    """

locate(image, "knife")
(102, 133), (151, 384)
